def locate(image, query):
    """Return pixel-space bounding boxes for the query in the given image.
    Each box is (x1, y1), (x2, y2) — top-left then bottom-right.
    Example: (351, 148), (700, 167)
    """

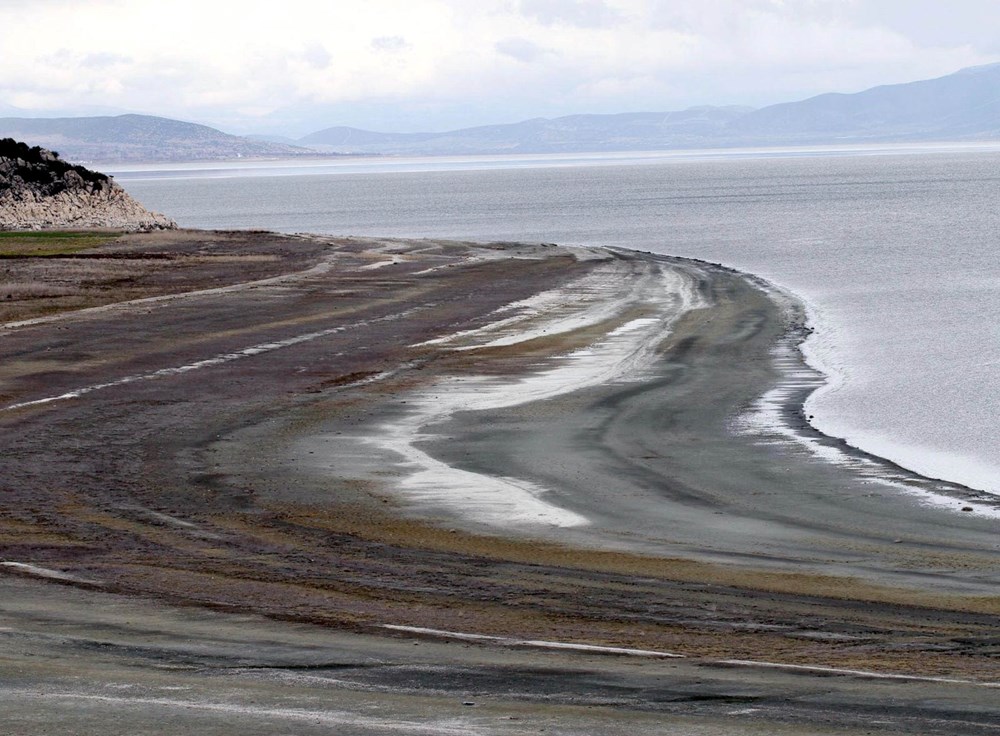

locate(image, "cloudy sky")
(0, 0), (996, 136)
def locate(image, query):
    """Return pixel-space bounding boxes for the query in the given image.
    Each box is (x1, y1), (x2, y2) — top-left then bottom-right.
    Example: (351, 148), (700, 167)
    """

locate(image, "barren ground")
(0, 230), (996, 734)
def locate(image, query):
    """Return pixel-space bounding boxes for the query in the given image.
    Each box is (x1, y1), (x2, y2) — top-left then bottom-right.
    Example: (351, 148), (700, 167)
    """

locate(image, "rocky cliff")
(0, 138), (175, 230)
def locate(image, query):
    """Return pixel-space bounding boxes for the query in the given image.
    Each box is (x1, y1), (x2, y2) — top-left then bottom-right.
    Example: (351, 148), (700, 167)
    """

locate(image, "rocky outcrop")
(0, 138), (175, 231)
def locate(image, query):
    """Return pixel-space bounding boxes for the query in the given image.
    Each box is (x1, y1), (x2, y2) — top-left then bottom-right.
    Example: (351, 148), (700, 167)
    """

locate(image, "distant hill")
(295, 64), (1000, 154)
(2, 64), (998, 162)
(300, 107), (754, 154)
(299, 126), (437, 149)
(0, 114), (315, 163)
(245, 133), (303, 146)
(728, 62), (1000, 143)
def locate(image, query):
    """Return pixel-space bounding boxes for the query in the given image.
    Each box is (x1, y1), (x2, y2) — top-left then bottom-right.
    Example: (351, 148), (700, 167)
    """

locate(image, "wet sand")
(4, 574), (999, 736)
(1, 231), (998, 733)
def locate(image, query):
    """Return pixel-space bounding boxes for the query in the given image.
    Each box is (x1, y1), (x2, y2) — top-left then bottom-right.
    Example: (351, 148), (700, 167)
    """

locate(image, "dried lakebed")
(0, 231), (997, 734)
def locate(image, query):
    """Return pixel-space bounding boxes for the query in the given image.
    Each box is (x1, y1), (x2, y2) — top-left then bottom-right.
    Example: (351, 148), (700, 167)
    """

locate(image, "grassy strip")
(0, 231), (123, 257)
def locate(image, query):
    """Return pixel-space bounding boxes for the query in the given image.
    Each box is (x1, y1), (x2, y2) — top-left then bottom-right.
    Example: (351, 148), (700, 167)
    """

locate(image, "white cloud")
(495, 37), (553, 63)
(302, 44), (332, 70)
(0, 0), (993, 132)
(371, 36), (410, 52)
(518, 0), (623, 28)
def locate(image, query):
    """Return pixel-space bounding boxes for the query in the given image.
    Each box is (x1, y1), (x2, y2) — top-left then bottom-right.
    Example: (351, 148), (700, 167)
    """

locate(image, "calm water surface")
(111, 148), (1000, 494)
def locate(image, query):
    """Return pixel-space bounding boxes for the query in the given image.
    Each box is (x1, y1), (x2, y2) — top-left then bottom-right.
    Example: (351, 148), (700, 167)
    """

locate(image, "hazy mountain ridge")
(289, 65), (1000, 154)
(0, 114), (315, 163)
(1, 64), (997, 162)
(301, 106), (755, 154)
(728, 62), (1000, 143)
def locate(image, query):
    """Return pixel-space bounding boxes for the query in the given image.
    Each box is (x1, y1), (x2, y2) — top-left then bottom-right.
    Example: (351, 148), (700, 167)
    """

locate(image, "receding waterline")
(118, 149), (1000, 500)
(733, 278), (1000, 517)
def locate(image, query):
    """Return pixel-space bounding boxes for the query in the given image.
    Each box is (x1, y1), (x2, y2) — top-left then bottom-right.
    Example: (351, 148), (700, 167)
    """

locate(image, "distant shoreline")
(101, 140), (1000, 179)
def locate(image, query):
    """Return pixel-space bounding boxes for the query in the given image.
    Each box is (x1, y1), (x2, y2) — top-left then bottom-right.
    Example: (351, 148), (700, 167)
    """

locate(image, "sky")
(0, 1), (996, 137)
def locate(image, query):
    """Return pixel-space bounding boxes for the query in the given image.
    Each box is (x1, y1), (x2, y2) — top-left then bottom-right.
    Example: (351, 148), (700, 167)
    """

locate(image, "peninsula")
(0, 223), (998, 735)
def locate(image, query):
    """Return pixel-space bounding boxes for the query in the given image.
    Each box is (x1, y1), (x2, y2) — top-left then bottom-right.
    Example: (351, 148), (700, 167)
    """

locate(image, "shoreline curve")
(2, 230), (998, 702)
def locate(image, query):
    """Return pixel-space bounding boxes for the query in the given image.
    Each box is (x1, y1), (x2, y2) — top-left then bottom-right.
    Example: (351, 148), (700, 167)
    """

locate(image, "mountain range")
(0, 115), (312, 163)
(295, 105), (754, 154)
(1, 63), (998, 163)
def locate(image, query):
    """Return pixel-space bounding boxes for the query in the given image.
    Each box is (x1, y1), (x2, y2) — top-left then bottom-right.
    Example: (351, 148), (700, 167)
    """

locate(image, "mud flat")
(0, 230), (998, 734)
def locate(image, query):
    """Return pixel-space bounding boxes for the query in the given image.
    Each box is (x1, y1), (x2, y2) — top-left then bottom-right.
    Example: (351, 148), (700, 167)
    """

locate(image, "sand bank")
(1, 231), (998, 732)
(281, 245), (1000, 597)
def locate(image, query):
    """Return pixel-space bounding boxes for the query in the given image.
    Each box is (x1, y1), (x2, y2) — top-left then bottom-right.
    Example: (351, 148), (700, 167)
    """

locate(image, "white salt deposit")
(382, 624), (684, 657)
(367, 256), (704, 528)
(0, 562), (97, 585)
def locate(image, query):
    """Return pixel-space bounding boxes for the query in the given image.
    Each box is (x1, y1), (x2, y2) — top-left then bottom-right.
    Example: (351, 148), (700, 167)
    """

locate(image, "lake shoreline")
(271, 243), (999, 594)
(1, 230), (999, 733)
(117, 149), (1000, 498)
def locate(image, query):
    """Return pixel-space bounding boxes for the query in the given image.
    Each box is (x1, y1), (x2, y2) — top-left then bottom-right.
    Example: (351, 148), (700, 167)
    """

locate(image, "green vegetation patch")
(0, 231), (123, 257)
